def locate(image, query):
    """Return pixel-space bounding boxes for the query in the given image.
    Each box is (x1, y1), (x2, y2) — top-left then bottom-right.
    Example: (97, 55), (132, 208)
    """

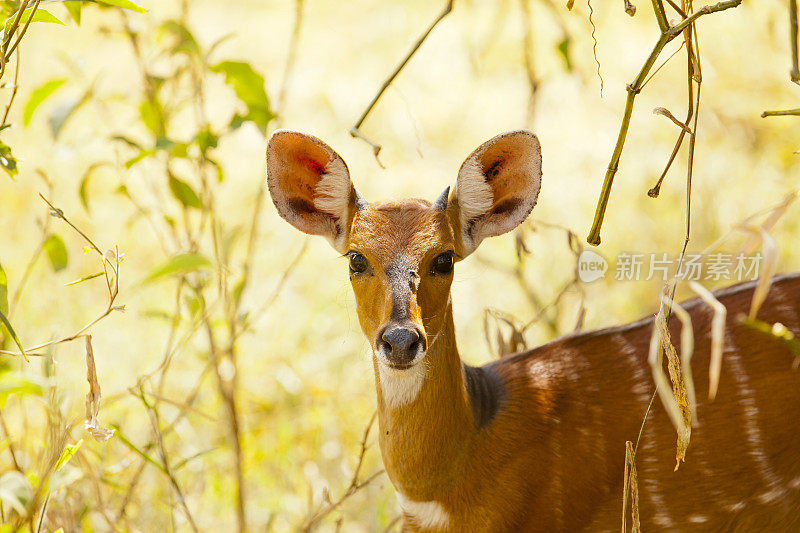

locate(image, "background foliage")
(0, 0), (799, 531)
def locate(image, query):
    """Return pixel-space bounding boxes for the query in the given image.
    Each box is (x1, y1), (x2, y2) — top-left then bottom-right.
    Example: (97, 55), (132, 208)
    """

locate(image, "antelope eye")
(431, 252), (454, 275)
(349, 252), (369, 275)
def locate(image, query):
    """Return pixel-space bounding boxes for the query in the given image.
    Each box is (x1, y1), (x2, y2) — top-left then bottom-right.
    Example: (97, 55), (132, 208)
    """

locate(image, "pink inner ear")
(477, 148), (523, 203)
(298, 156), (325, 175)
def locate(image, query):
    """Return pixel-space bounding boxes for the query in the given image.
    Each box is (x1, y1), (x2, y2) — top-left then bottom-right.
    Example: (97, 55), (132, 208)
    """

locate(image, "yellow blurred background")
(0, 0), (798, 530)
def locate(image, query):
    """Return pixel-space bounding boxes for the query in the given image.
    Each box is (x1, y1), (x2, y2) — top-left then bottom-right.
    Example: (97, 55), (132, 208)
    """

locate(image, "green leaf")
(0, 263), (7, 317)
(49, 84), (93, 139)
(210, 61), (274, 134)
(64, 1), (81, 24)
(0, 141), (17, 178)
(112, 135), (144, 150)
(114, 428), (167, 474)
(23, 78), (67, 126)
(6, 7), (65, 29)
(160, 20), (200, 58)
(138, 98), (164, 137)
(168, 174), (202, 209)
(54, 439), (83, 471)
(0, 309), (24, 357)
(79, 162), (107, 213)
(556, 37), (572, 71)
(143, 253), (212, 284)
(124, 149), (154, 168)
(194, 128), (218, 153)
(65, 271), (104, 286)
(96, 0), (147, 13)
(0, 471), (32, 515)
(44, 234), (68, 272)
(155, 136), (188, 158)
(0, 372), (45, 406)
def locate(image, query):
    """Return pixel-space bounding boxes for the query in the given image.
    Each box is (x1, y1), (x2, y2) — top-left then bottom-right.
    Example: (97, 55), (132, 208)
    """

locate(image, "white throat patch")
(377, 357), (427, 409)
(396, 492), (450, 530)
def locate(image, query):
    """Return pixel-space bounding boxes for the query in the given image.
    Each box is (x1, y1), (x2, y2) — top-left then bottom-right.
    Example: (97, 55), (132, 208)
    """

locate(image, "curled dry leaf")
(84, 335), (115, 442)
(738, 190), (798, 255)
(653, 106), (691, 133)
(741, 227), (778, 319)
(648, 298), (693, 470)
(689, 281), (727, 400)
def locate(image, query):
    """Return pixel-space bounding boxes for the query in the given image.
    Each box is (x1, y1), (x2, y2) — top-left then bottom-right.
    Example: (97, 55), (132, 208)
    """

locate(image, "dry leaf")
(648, 298), (693, 470)
(622, 441), (640, 533)
(84, 335), (114, 442)
(689, 281), (727, 400)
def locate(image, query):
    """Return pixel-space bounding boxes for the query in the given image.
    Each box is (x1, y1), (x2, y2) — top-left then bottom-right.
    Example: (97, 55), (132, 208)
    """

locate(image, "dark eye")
(431, 252), (454, 275)
(349, 252), (369, 275)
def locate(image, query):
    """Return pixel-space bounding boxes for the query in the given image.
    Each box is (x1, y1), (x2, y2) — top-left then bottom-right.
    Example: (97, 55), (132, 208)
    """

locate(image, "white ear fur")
(266, 130), (358, 253)
(453, 130), (542, 256)
(312, 157), (351, 224)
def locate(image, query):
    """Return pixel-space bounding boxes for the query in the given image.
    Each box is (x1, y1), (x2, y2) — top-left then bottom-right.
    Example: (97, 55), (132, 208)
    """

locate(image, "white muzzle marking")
(376, 344), (427, 409)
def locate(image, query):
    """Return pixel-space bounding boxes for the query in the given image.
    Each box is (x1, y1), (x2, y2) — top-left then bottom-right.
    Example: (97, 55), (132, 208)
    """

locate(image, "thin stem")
(586, 0), (742, 244)
(761, 108), (800, 117)
(350, 0), (454, 159)
(5, 0), (41, 62)
(276, 0), (304, 114)
(1, 47), (20, 126)
(668, 0), (742, 36)
(791, 0), (800, 83)
(651, 0), (669, 32)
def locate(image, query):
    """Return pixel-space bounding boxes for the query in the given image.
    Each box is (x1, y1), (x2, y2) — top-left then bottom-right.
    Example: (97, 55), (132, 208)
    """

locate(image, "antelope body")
(267, 129), (800, 532)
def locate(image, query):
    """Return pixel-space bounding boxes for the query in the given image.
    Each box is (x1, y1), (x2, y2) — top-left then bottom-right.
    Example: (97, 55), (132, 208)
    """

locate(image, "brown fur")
(266, 130), (800, 532)
(354, 202), (800, 532)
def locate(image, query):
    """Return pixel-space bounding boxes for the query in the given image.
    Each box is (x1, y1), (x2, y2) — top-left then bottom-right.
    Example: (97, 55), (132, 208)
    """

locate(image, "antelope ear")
(267, 130), (365, 253)
(449, 130), (542, 257)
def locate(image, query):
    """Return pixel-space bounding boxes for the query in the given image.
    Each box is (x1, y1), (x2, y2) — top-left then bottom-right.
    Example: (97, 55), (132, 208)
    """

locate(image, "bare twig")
(1, 198), (122, 357)
(791, 0), (800, 83)
(136, 384), (200, 532)
(301, 412), (383, 531)
(519, 0), (538, 120)
(276, 0), (305, 114)
(350, 0), (454, 161)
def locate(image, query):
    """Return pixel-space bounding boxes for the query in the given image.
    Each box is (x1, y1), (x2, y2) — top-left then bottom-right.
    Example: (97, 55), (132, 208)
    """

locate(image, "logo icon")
(578, 250), (608, 282)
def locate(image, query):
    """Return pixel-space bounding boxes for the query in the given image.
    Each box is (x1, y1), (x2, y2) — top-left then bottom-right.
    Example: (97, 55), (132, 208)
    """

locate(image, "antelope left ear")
(448, 130), (542, 257)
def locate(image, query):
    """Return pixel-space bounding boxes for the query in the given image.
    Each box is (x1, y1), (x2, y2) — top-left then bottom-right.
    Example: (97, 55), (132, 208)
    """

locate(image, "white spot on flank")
(790, 476), (800, 489)
(396, 492), (450, 530)
(378, 356), (427, 409)
(758, 488), (784, 504)
(727, 501), (747, 512)
(688, 514), (708, 523)
(644, 477), (675, 528)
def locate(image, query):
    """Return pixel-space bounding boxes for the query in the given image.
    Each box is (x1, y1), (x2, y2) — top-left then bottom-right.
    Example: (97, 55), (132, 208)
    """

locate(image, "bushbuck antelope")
(266, 129), (800, 532)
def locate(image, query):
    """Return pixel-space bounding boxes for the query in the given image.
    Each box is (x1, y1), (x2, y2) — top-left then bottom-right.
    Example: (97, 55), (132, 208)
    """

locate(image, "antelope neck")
(374, 301), (503, 497)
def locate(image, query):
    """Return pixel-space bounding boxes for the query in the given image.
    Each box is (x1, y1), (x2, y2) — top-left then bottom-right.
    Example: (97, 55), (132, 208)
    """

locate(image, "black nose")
(378, 326), (425, 367)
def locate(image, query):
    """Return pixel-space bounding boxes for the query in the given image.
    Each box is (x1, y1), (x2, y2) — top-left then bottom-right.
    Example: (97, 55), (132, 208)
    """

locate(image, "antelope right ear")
(267, 130), (366, 253)
(447, 130), (542, 257)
